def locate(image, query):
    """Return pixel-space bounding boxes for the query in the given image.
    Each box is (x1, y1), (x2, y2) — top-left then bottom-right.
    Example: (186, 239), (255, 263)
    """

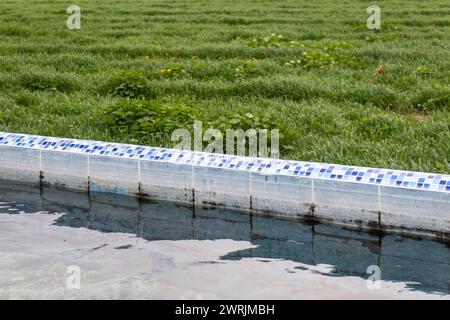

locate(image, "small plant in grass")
(107, 71), (147, 99)
(159, 64), (186, 79)
(246, 33), (310, 48)
(222, 59), (261, 80)
(245, 34), (353, 50)
(96, 99), (200, 144)
(286, 50), (360, 69)
(414, 66), (432, 77)
(248, 33), (288, 47)
(233, 59), (260, 78)
(286, 51), (337, 69)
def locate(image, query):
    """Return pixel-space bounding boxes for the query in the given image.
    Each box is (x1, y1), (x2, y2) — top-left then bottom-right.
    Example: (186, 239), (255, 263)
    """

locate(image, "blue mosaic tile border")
(0, 132), (449, 193)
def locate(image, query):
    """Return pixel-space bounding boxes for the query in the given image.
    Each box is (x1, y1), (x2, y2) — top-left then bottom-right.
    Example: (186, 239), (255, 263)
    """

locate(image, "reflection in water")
(1, 181), (449, 295)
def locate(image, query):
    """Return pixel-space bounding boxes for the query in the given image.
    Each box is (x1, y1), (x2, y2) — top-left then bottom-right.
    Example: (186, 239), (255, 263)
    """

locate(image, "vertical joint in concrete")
(87, 155), (91, 194)
(249, 171), (253, 211)
(38, 150), (44, 191)
(377, 185), (382, 229)
(137, 159), (142, 196)
(192, 165), (196, 218)
(309, 179), (315, 217)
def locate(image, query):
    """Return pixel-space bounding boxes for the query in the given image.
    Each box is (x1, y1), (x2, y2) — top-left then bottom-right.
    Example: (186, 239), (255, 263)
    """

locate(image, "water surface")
(0, 181), (449, 299)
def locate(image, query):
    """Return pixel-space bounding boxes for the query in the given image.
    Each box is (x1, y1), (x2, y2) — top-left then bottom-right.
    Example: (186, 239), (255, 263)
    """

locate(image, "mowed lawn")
(0, 0), (449, 173)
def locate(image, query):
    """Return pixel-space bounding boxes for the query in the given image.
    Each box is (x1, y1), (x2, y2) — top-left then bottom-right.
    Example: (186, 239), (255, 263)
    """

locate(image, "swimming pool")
(1, 181), (449, 299)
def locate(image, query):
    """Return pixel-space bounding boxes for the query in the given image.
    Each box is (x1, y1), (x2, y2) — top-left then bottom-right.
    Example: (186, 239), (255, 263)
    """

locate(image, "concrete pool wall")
(0, 132), (449, 238)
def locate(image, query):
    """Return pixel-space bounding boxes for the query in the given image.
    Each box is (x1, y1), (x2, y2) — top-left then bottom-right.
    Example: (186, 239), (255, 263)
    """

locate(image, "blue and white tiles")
(0, 132), (448, 193)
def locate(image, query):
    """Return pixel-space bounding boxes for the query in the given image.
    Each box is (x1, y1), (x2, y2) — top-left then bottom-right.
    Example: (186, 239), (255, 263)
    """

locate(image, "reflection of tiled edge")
(1, 132), (449, 193)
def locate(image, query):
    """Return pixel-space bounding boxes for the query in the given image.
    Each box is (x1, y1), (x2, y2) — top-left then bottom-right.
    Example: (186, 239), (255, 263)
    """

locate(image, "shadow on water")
(1, 181), (449, 295)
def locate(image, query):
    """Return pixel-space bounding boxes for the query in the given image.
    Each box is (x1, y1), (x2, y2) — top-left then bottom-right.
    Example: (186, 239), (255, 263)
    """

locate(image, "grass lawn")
(0, 0), (449, 173)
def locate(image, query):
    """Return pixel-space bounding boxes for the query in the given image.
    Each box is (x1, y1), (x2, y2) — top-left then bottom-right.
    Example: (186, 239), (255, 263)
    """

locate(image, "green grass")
(0, 0), (449, 173)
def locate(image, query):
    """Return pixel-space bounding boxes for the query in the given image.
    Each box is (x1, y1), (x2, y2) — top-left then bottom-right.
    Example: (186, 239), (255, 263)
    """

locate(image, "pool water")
(0, 181), (449, 299)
